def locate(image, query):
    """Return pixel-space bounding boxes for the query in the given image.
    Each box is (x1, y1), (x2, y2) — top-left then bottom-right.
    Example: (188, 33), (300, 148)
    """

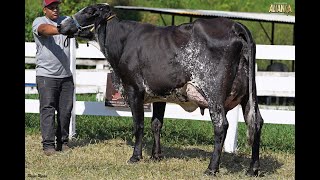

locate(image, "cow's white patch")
(176, 39), (216, 99)
(142, 39), (217, 113)
(209, 107), (224, 127)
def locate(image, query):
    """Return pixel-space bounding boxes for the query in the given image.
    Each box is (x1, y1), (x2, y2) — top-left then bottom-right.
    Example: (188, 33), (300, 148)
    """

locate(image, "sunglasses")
(45, 5), (59, 11)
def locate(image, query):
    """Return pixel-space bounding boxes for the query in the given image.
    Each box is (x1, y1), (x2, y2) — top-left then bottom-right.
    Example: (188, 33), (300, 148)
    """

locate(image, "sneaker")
(43, 148), (56, 156)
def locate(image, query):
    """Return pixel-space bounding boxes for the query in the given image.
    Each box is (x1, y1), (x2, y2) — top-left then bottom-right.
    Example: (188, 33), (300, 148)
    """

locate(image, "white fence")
(25, 41), (295, 153)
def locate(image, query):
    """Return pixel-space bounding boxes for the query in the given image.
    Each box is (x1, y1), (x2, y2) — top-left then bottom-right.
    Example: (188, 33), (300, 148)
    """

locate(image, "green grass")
(25, 93), (294, 179)
(25, 93), (295, 153)
(25, 114), (294, 154)
(25, 113), (294, 179)
(25, 93), (97, 101)
(26, 134), (295, 179)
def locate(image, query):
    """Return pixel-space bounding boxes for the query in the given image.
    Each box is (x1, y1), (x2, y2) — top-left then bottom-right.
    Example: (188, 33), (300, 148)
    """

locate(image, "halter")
(72, 14), (116, 33)
(72, 15), (95, 33)
(63, 14), (116, 47)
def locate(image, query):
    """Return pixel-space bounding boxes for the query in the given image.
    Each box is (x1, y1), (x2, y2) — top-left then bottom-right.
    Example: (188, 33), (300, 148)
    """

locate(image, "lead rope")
(64, 35), (79, 48)
(64, 36), (70, 47)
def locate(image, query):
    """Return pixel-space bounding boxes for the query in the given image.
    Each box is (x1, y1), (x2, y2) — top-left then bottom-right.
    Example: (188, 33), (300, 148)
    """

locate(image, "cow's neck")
(96, 18), (136, 76)
(96, 18), (127, 67)
(96, 23), (107, 57)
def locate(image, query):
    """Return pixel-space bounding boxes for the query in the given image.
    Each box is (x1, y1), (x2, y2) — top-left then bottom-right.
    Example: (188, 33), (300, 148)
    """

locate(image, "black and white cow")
(58, 3), (264, 176)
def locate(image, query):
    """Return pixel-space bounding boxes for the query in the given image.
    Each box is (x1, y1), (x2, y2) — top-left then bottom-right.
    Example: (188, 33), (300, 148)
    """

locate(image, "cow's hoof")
(150, 154), (163, 161)
(204, 169), (217, 176)
(246, 169), (259, 177)
(127, 156), (142, 164)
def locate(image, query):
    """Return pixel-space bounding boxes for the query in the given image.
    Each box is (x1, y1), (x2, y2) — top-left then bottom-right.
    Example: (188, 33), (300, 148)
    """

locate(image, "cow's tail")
(234, 22), (257, 146)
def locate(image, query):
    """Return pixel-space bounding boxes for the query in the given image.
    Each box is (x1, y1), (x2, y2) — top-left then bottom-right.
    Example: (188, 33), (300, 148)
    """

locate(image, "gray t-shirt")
(32, 16), (72, 78)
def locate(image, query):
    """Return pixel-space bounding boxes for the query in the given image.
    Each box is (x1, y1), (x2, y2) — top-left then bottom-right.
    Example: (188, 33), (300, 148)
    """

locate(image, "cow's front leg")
(127, 87), (145, 163)
(150, 102), (166, 161)
(205, 104), (229, 176)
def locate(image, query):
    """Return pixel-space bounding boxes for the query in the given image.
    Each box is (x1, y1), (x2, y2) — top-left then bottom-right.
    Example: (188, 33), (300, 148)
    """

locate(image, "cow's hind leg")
(150, 102), (166, 160)
(205, 104), (229, 176)
(241, 95), (264, 176)
(127, 87), (145, 163)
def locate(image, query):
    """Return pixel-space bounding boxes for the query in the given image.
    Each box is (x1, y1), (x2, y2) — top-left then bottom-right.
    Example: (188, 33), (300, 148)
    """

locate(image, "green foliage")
(25, 64), (36, 69)
(25, 0), (107, 42)
(25, 0), (295, 42)
(25, 0), (295, 71)
(25, 0), (43, 42)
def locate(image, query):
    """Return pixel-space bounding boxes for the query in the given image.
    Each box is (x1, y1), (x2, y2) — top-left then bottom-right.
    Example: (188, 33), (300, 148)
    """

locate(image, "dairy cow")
(58, 3), (264, 176)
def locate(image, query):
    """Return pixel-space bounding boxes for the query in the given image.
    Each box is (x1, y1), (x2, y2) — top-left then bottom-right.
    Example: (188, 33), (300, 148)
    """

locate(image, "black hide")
(59, 3), (264, 176)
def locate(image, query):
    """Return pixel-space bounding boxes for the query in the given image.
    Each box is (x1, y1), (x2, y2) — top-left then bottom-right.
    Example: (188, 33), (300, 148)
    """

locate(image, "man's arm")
(37, 24), (59, 36)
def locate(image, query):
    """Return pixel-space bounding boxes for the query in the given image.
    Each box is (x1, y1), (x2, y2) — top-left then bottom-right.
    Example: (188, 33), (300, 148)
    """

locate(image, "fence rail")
(25, 41), (295, 153)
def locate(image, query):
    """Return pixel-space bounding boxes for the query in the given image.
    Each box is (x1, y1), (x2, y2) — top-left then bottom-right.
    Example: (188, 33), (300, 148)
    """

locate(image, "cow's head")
(58, 3), (113, 40)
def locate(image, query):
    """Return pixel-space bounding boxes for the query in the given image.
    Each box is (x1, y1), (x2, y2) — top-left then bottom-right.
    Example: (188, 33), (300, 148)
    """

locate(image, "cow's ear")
(102, 12), (113, 20)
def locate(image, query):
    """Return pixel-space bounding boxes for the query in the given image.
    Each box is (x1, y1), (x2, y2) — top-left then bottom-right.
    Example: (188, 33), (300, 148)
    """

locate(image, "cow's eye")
(85, 8), (96, 15)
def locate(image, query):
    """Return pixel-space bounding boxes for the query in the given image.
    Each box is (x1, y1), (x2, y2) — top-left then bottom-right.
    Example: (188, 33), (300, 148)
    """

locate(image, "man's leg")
(56, 76), (74, 151)
(36, 76), (59, 153)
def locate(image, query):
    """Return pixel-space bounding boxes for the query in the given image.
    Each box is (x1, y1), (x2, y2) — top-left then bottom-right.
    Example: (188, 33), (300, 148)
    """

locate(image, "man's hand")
(57, 20), (78, 37)
(57, 24), (64, 34)
(56, 24), (74, 38)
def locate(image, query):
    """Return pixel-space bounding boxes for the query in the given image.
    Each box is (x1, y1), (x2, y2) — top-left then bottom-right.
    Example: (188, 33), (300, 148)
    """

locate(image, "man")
(32, 0), (74, 156)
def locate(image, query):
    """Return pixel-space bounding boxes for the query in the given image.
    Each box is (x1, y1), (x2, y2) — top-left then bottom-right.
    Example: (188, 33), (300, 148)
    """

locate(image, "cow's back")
(129, 23), (195, 95)
(122, 18), (242, 98)
(192, 18), (236, 40)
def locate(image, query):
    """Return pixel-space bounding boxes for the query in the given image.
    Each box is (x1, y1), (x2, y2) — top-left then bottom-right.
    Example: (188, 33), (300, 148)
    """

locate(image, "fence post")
(69, 38), (77, 139)
(224, 105), (240, 153)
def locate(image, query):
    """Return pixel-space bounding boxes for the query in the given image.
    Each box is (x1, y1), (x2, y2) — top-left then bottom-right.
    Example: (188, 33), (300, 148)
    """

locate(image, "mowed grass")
(25, 94), (295, 179)
(25, 134), (294, 180)
(25, 115), (295, 179)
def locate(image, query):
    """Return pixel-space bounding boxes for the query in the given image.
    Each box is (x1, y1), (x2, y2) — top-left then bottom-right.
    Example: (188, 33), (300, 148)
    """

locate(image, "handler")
(32, 0), (74, 156)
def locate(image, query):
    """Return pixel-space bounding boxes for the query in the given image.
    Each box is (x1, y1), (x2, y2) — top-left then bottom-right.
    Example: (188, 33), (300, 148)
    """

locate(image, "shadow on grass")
(220, 152), (282, 177)
(135, 140), (282, 176)
(152, 146), (281, 176)
(68, 135), (282, 176)
(68, 138), (102, 148)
